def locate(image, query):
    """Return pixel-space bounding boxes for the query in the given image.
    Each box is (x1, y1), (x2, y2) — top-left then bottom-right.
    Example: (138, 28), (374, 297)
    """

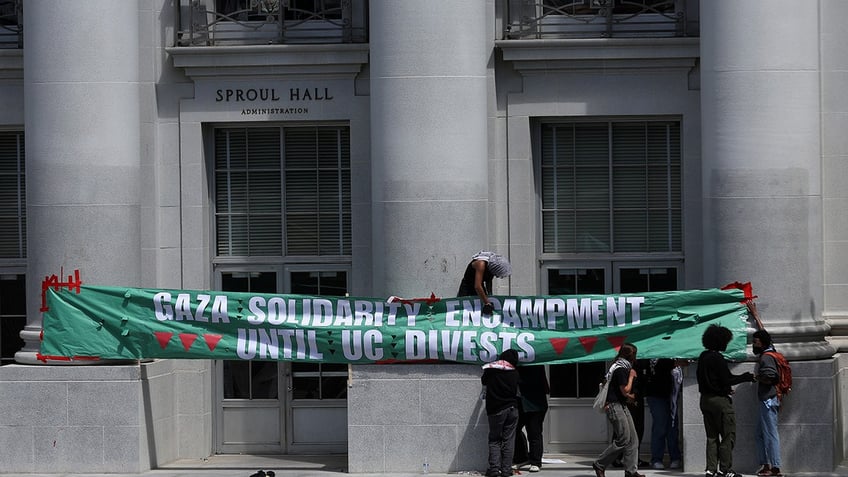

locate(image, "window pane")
(549, 362), (577, 398)
(0, 131), (25, 259)
(215, 126), (350, 258)
(547, 268), (605, 398)
(547, 268), (605, 295)
(540, 120), (681, 254)
(577, 361), (607, 398)
(0, 274), (25, 365)
(223, 360), (251, 399)
(221, 271), (279, 400)
(620, 268), (678, 293)
(251, 361), (279, 399)
(290, 271), (347, 296)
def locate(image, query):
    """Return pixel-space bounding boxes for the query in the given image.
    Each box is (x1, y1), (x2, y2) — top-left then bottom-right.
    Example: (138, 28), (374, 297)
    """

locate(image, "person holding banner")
(482, 349), (521, 477)
(697, 325), (754, 477)
(457, 250), (512, 315)
(592, 343), (645, 477)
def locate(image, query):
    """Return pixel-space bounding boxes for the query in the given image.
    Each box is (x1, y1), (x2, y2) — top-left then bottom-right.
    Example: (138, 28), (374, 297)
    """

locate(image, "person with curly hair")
(697, 324), (754, 477)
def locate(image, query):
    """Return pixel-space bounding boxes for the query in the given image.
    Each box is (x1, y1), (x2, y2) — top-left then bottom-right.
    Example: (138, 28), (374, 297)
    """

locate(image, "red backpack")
(763, 350), (792, 402)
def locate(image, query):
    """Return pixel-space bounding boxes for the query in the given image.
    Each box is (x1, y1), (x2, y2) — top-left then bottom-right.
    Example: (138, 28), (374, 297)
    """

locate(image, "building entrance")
(214, 268), (349, 454)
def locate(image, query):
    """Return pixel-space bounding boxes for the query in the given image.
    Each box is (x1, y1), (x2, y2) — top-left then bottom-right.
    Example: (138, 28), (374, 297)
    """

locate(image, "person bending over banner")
(457, 250), (512, 315)
(482, 349), (520, 477)
(592, 343), (645, 477)
(697, 325), (754, 477)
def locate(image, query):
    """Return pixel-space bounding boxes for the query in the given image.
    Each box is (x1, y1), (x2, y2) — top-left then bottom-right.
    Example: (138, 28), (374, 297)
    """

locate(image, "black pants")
(514, 409), (547, 466)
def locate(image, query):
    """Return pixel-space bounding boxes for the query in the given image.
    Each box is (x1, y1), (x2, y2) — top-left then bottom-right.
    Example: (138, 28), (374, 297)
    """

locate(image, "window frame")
(535, 116), (684, 261)
(211, 122), (352, 262)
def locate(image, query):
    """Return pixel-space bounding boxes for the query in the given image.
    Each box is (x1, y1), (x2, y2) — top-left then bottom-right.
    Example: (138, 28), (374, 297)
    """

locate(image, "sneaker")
(669, 460), (682, 469)
(529, 465), (541, 472)
(770, 468), (783, 477)
(723, 470), (744, 477)
(705, 471), (718, 477)
(756, 465), (772, 476)
(652, 461), (665, 470)
(513, 461), (528, 470)
(592, 461), (606, 477)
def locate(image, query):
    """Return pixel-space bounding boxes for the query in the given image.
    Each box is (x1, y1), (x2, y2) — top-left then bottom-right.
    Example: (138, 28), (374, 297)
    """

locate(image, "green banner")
(39, 285), (750, 364)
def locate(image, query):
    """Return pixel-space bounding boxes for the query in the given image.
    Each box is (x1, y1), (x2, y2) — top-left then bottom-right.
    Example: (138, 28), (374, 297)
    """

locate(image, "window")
(546, 268), (607, 398)
(214, 125), (351, 399)
(0, 131), (24, 259)
(0, 131), (25, 366)
(214, 125), (351, 257)
(541, 120), (681, 254)
(539, 119), (683, 398)
(289, 269), (348, 400)
(221, 271), (279, 399)
(0, 273), (24, 366)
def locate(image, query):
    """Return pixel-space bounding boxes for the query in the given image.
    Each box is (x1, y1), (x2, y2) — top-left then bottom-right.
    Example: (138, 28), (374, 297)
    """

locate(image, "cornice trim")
(496, 37), (699, 73)
(166, 43), (369, 79)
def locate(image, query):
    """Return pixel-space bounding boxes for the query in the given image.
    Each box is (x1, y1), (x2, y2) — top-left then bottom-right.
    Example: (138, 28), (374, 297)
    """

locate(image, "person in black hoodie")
(482, 349), (520, 477)
(696, 324), (754, 477)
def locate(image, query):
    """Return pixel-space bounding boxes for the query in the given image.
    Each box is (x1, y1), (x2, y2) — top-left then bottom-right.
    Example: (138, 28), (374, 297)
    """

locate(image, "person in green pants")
(696, 325), (754, 477)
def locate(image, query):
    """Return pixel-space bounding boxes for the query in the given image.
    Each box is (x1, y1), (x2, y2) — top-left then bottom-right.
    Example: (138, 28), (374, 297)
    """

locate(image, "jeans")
(488, 406), (519, 476)
(700, 394), (736, 473)
(755, 396), (781, 468)
(596, 402), (639, 474)
(647, 396), (681, 464)
(514, 409), (547, 466)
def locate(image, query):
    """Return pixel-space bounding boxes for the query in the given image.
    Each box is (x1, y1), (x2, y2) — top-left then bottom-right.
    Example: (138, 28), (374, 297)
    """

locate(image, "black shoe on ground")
(723, 470), (744, 477)
(638, 459), (651, 467)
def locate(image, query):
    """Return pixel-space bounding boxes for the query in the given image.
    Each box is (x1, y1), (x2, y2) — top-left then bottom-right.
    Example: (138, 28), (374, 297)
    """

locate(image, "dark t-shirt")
(457, 261), (494, 297)
(606, 366), (631, 405)
(644, 358), (675, 398)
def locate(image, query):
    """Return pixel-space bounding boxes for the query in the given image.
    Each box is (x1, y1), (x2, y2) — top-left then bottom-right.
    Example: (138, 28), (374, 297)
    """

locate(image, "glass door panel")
(216, 270), (284, 454)
(286, 267), (349, 453)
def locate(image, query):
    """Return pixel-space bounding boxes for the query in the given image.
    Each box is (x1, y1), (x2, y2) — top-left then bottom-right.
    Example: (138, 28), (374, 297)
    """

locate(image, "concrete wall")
(682, 358), (837, 474)
(347, 364), (488, 473)
(0, 361), (211, 473)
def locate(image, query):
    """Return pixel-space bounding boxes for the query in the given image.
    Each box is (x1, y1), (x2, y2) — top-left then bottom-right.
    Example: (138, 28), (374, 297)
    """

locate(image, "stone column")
(350, 2), (491, 473)
(693, 2), (836, 472)
(18, 0), (141, 363)
(369, 0), (489, 298)
(700, 0), (832, 360)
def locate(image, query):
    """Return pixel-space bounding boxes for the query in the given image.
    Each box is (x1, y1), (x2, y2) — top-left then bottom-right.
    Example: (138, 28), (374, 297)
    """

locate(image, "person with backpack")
(752, 328), (784, 477)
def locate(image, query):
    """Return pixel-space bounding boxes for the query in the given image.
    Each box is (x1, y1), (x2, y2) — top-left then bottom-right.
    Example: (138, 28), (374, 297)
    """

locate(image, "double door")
(214, 266), (349, 454)
(542, 261), (680, 453)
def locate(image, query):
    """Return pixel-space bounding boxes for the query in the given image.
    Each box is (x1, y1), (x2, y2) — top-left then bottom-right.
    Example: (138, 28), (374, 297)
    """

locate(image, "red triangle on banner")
(154, 331), (173, 349)
(549, 337), (569, 355)
(179, 333), (198, 351)
(579, 336), (598, 354)
(607, 336), (628, 352)
(204, 334), (222, 351)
